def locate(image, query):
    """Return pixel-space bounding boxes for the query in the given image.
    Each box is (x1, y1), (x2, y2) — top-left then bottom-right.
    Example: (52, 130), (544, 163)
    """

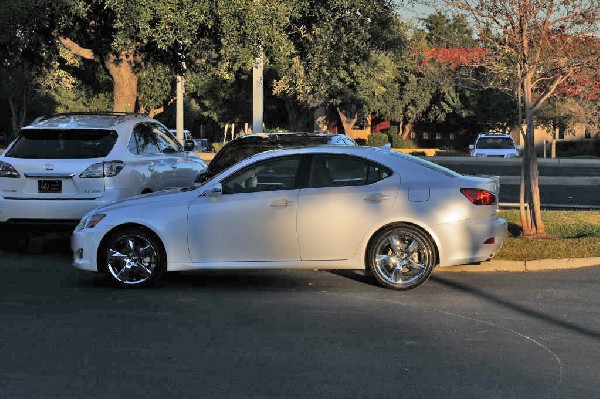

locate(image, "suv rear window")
(6, 129), (118, 159)
(476, 137), (515, 149)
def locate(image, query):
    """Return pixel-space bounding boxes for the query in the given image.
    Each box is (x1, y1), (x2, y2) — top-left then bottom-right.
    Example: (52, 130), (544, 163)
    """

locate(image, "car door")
(187, 155), (303, 263)
(127, 123), (175, 191)
(150, 123), (197, 188)
(296, 154), (400, 261)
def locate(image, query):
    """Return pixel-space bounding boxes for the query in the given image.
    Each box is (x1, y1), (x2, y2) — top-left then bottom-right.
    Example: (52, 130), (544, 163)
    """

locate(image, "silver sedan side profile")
(72, 146), (507, 290)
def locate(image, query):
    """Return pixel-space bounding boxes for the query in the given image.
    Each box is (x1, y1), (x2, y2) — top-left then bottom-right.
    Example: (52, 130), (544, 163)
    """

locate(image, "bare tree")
(443, 0), (599, 237)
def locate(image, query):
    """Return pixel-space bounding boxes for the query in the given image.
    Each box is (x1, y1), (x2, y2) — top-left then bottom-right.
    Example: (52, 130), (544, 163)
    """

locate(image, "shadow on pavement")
(0, 230), (71, 255)
(430, 274), (600, 341)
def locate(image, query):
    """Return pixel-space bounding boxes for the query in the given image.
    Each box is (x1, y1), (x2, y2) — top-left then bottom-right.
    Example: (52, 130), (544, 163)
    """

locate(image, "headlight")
(76, 213), (106, 230)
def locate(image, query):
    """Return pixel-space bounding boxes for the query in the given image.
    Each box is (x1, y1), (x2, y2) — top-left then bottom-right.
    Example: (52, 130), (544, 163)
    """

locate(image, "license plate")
(38, 180), (62, 193)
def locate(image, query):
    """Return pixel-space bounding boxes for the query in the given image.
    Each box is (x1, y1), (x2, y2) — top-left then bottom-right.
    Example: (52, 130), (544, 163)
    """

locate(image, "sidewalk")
(439, 257), (600, 273)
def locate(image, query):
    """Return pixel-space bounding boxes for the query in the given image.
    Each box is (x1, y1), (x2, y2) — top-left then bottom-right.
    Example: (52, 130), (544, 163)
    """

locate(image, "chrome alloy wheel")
(370, 226), (435, 290)
(106, 233), (161, 286)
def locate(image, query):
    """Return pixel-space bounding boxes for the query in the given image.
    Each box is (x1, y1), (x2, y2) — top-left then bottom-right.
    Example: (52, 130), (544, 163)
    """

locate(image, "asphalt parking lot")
(0, 233), (599, 399)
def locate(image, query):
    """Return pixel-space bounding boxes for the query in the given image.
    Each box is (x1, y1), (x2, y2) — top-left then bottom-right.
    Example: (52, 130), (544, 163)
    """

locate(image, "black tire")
(100, 227), (166, 288)
(367, 224), (437, 290)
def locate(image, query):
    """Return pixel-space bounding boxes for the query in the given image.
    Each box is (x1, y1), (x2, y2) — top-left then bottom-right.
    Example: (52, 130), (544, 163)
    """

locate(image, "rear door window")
(308, 155), (392, 188)
(6, 129), (117, 159)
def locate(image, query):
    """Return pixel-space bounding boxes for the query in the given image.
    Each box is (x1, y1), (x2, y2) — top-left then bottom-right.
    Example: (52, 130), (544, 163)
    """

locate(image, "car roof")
(227, 132), (350, 145)
(477, 133), (512, 138)
(236, 144), (395, 163)
(24, 112), (152, 130)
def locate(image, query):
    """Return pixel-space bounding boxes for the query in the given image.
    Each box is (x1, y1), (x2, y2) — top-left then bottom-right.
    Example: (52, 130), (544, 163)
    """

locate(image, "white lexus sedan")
(72, 146), (507, 290)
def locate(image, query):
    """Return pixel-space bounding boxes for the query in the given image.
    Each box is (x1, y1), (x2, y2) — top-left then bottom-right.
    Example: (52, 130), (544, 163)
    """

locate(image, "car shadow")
(0, 230), (72, 255)
(429, 274), (600, 340)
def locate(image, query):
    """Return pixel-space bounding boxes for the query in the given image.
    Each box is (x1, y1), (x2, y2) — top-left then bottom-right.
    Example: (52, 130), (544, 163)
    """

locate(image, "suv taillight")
(460, 188), (497, 205)
(0, 161), (20, 178)
(80, 161), (125, 178)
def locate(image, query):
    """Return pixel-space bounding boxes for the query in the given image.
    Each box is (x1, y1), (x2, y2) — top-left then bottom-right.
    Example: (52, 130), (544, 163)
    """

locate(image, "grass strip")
(497, 210), (600, 260)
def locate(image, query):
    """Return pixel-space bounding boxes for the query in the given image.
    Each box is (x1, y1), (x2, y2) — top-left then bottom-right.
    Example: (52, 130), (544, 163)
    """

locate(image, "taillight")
(0, 161), (20, 178)
(80, 161), (125, 178)
(460, 188), (497, 205)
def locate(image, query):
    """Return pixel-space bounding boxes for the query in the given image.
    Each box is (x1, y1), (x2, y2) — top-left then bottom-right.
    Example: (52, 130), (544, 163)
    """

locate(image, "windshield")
(6, 129), (117, 159)
(476, 137), (515, 149)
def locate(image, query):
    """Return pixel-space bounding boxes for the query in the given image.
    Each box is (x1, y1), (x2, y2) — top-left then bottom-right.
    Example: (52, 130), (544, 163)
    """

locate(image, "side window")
(221, 156), (301, 194)
(130, 123), (161, 155)
(309, 155), (392, 188)
(152, 124), (182, 153)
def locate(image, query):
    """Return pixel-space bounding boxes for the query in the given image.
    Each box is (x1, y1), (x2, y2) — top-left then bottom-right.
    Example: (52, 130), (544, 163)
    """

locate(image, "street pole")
(176, 75), (184, 142)
(252, 53), (263, 134)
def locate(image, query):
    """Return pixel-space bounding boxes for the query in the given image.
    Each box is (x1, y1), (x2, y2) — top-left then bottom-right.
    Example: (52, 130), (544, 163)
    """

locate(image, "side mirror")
(205, 183), (222, 198)
(468, 144), (474, 150)
(516, 145), (522, 151)
(184, 139), (196, 152)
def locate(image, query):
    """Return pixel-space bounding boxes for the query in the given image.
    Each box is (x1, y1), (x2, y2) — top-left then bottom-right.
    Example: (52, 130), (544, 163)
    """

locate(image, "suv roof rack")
(34, 112), (149, 123)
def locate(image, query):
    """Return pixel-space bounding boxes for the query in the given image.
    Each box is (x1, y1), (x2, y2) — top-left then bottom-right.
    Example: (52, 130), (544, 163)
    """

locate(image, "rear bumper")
(435, 216), (507, 267)
(0, 193), (120, 224)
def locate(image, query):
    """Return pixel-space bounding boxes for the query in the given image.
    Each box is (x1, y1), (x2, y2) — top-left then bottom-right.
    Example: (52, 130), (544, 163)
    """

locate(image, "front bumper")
(71, 225), (113, 272)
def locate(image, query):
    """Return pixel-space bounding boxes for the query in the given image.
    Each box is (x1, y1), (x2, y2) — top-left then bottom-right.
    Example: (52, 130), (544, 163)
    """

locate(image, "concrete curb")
(426, 157), (600, 167)
(438, 257), (600, 273)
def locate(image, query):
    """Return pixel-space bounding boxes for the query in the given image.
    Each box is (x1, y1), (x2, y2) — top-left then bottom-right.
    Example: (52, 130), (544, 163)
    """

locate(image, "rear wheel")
(101, 227), (165, 287)
(367, 224), (436, 290)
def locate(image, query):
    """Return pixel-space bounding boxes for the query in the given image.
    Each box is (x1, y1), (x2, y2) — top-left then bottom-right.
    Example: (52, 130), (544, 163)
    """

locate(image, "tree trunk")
(285, 100), (299, 131)
(402, 123), (413, 140)
(336, 108), (358, 138)
(104, 52), (139, 113)
(521, 73), (546, 237)
(8, 91), (27, 137)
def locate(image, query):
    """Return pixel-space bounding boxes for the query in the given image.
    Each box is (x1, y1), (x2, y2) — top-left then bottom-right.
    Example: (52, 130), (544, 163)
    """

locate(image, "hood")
(95, 187), (199, 213)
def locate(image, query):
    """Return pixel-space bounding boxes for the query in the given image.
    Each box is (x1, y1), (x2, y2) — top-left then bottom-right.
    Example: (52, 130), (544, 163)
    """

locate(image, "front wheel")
(101, 227), (166, 288)
(367, 224), (437, 290)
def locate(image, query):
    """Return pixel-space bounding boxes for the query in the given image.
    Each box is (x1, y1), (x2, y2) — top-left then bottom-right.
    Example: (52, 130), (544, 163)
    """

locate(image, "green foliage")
(388, 125), (399, 135)
(273, 0), (406, 120)
(421, 12), (476, 48)
(367, 133), (389, 147)
(389, 134), (417, 148)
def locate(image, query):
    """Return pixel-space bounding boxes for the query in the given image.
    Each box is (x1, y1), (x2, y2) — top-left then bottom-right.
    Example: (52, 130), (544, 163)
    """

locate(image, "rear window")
(6, 129), (118, 159)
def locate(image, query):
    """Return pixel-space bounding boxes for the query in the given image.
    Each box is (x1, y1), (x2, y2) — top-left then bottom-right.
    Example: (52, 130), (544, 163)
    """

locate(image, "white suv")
(0, 112), (206, 227)
(469, 133), (521, 158)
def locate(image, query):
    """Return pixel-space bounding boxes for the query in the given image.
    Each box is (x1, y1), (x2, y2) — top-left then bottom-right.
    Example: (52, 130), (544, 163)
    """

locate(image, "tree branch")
(58, 36), (96, 60)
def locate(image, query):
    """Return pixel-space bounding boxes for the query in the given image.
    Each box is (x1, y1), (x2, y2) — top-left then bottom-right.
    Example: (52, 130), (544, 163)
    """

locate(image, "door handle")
(148, 162), (155, 171)
(363, 193), (390, 203)
(269, 199), (296, 208)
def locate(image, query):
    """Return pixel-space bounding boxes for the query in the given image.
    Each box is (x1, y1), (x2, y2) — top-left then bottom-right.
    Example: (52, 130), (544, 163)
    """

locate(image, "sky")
(393, 1), (439, 25)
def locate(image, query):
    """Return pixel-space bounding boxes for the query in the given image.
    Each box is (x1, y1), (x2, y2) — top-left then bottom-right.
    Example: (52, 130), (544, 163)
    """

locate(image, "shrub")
(367, 133), (389, 147)
(389, 134), (417, 149)
(435, 150), (469, 157)
(388, 125), (399, 136)
(410, 151), (426, 157)
(355, 138), (367, 146)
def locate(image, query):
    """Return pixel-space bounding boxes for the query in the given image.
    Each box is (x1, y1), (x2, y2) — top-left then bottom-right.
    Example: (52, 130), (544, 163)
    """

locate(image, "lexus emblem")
(45, 164), (54, 171)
